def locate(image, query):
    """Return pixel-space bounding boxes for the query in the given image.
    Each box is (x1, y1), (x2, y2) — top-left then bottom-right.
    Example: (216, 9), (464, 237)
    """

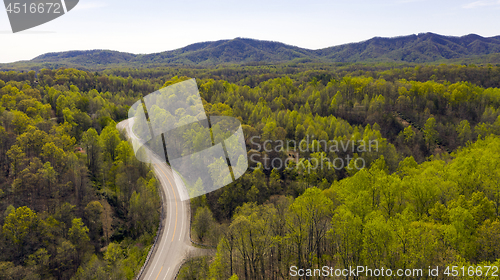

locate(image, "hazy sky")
(0, 0), (499, 63)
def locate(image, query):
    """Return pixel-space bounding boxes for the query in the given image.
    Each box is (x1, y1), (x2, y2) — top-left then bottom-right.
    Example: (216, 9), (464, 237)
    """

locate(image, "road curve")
(117, 118), (203, 280)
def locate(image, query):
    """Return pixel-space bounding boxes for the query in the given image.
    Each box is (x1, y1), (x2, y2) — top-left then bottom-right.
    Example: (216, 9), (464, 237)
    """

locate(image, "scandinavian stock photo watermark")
(126, 78), (248, 200)
(289, 265), (500, 278)
(3, 0), (79, 32)
(249, 135), (379, 171)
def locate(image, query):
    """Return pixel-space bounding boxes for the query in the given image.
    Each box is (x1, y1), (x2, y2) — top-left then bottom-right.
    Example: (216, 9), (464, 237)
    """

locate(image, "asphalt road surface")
(117, 118), (205, 280)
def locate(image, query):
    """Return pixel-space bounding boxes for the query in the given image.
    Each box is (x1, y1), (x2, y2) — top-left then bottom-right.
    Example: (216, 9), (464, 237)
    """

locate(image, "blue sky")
(1, 0), (500, 63)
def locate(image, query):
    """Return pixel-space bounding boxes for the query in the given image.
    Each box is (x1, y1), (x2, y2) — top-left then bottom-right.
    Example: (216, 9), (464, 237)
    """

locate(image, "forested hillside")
(175, 64), (500, 279)
(1, 63), (500, 279)
(0, 70), (161, 279)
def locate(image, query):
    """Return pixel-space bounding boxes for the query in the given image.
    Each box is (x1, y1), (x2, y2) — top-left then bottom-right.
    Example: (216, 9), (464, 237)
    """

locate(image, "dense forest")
(1, 63), (500, 279)
(0, 70), (160, 279)
(177, 64), (500, 279)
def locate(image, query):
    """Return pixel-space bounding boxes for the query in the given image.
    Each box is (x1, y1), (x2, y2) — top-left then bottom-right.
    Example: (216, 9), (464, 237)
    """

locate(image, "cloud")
(72, 2), (108, 11)
(462, 0), (500, 9)
(396, 0), (427, 3)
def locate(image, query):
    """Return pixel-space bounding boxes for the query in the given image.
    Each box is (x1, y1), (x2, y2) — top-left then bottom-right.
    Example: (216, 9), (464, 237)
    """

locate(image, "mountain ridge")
(4, 33), (500, 70)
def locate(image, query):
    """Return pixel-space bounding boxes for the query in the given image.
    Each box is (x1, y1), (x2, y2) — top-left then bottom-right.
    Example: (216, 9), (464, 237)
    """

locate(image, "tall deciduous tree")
(81, 128), (102, 179)
(193, 206), (215, 242)
(424, 117), (438, 150)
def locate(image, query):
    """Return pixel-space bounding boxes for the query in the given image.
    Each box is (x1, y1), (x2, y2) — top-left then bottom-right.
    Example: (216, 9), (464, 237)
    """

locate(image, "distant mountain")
(132, 38), (317, 65)
(32, 50), (136, 66)
(316, 33), (500, 63)
(3, 33), (500, 70)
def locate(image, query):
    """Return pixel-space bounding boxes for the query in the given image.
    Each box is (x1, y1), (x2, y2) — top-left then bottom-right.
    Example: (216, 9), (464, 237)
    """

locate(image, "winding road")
(117, 118), (206, 280)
